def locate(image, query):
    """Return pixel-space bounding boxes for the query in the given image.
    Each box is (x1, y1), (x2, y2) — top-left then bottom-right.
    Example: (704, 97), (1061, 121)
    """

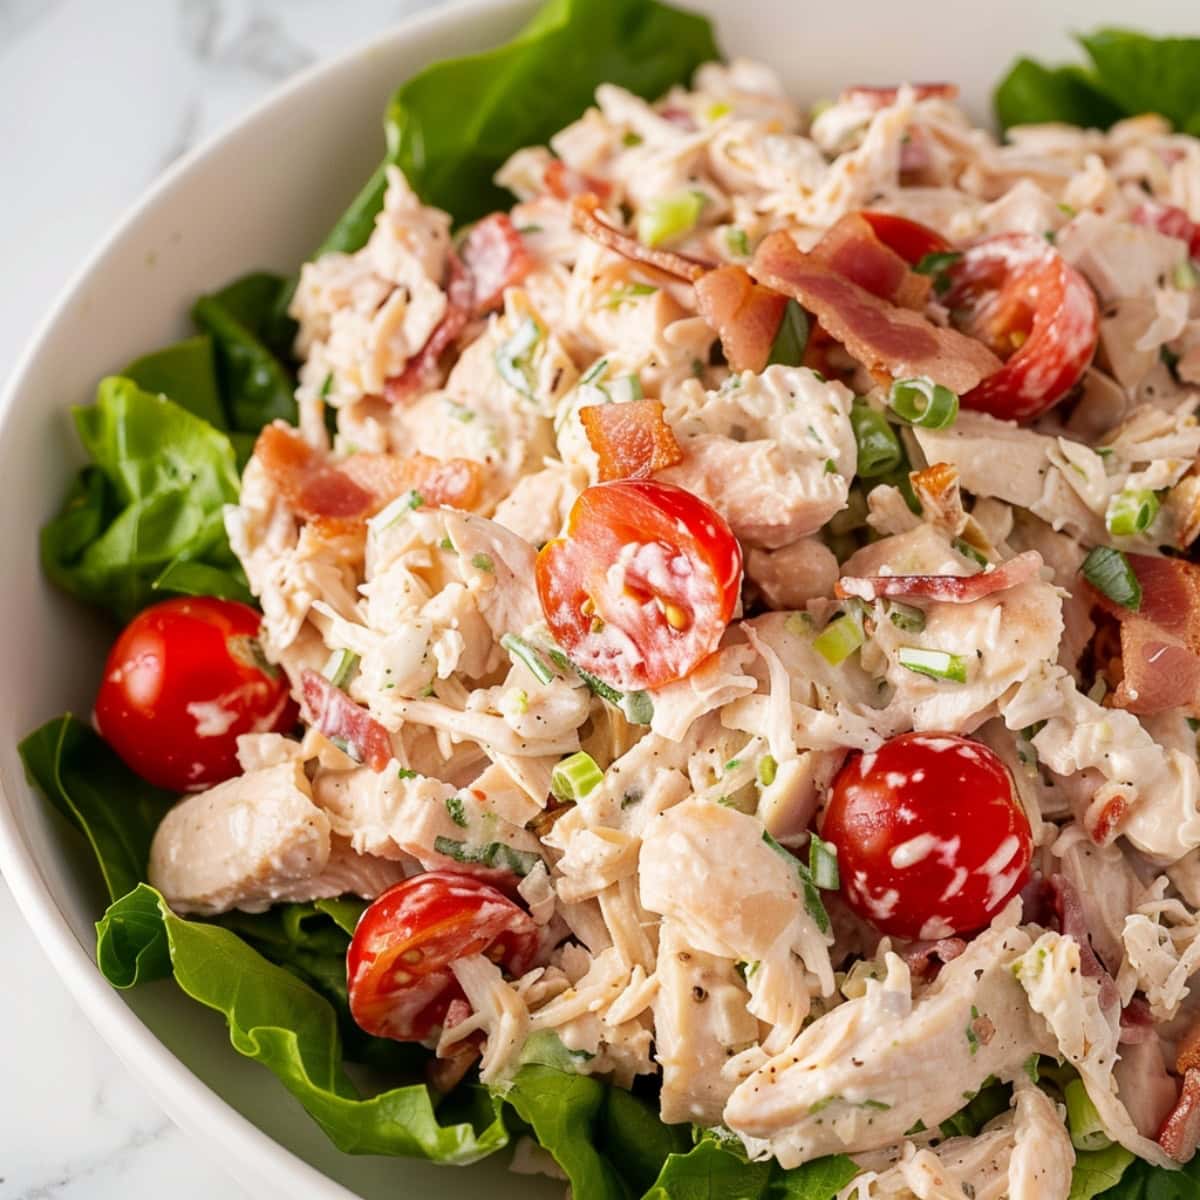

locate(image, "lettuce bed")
(17, 2), (1200, 1196)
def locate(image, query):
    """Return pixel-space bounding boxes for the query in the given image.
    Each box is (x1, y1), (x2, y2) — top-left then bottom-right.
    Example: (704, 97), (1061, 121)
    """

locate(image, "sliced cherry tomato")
(94, 598), (296, 792)
(820, 732), (1032, 939)
(943, 233), (1099, 423)
(347, 872), (538, 1044)
(859, 211), (951, 266)
(1132, 201), (1200, 259)
(536, 480), (742, 690)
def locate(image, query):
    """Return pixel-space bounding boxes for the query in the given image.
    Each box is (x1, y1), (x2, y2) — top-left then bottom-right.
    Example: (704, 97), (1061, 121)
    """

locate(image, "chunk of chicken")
(658, 366), (856, 548)
(746, 537), (839, 609)
(724, 922), (1053, 1167)
(149, 762), (332, 915)
(652, 920), (759, 1125)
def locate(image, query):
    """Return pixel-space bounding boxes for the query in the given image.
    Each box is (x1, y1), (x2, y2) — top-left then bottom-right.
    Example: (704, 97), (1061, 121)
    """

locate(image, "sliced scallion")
(913, 250), (963, 295)
(1105, 488), (1159, 537)
(374, 488), (425, 528)
(898, 646), (968, 683)
(551, 751), (604, 801)
(766, 300), (810, 368)
(607, 374), (644, 404)
(604, 282), (657, 308)
(850, 402), (903, 479)
(636, 189), (706, 248)
(953, 537), (989, 569)
(1081, 545), (1141, 611)
(809, 833), (839, 890)
(813, 614), (865, 666)
(1173, 259), (1199, 291)
(888, 602), (926, 633)
(888, 377), (958, 429)
(494, 316), (543, 396)
(501, 633), (554, 685)
(323, 649), (360, 690)
(1064, 1079), (1112, 1151)
(726, 226), (750, 257)
(433, 836), (540, 876)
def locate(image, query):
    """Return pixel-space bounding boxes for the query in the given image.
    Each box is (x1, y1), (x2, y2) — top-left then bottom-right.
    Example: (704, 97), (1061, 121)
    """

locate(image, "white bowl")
(0, 0), (1194, 1195)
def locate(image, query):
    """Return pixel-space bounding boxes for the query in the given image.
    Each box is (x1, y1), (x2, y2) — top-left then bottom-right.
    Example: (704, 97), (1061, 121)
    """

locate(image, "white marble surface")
(0, 2), (443, 1194)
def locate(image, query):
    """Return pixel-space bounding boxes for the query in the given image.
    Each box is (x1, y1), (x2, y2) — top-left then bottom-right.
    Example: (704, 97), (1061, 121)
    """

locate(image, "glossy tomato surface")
(944, 233), (1098, 423)
(94, 598), (297, 792)
(821, 732), (1032, 939)
(860, 211), (951, 265)
(536, 480), (742, 690)
(347, 872), (538, 1044)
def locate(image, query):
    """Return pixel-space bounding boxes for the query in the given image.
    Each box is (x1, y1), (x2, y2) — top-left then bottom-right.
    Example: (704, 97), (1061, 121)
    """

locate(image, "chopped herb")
(953, 537), (989, 568)
(433, 837), (540, 877)
(809, 833), (840, 890)
(621, 131), (643, 147)
(494, 316), (543, 396)
(439, 536), (455, 552)
(551, 750), (603, 801)
(724, 757), (743, 773)
(824, 458), (838, 474)
(913, 250), (963, 295)
(375, 488), (425, 528)
(725, 226), (751, 257)
(501, 633), (554, 685)
(966, 1005), (981, 1055)
(784, 612), (814, 636)
(471, 552), (495, 573)
(515, 223), (543, 235)
(322, 648), (360, 691)
(319, 372), (334, 397)
(766, 300), (810, 367)
(762, 830), (830, 934)
(1173, 259), (1199, 291)
(604, 282), (658, 308)
(396, 767), (418, 780)
(898, 646), (968, 683)
(1023, 1054), (1041, 1083)
(1081, 545), (1141, 611)
(888, 602), (926, 633)
(445, 795), (468, 827)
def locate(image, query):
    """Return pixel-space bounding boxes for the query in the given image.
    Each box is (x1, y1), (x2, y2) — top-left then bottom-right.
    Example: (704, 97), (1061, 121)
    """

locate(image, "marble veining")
(0, 2), (446, 1195)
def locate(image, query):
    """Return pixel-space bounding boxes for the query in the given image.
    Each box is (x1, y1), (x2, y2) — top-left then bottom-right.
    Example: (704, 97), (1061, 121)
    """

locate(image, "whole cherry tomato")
(536, 480), (742, 691)
(94, 597), (297, 792)
(820, 732), (1032, 939)
(347, 872), (538, 1044)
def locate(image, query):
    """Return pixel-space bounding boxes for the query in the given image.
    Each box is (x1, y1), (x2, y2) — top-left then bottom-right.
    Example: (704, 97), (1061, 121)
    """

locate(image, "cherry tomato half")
(94, 598), (297, 792)
(943, 233), (1099, 423)
(347, 872), (538, 1044)
(820, 732), (1032, 939)
(536, 480), (743, 691)
(860, 211), (951, 266)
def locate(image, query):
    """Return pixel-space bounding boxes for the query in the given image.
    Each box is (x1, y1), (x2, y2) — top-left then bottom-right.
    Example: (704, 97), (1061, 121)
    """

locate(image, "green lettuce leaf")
(1093, 1152), (1200, 1198)
(994, 30), (1200, 134)
(1070, 1145), (1136, 1199)
(97, 883), (509, 1163)
(320, 0), (719, 249)
(41, 377), (245, 619)
(122, 335), (227, 429)
(18, 715), (175, 904)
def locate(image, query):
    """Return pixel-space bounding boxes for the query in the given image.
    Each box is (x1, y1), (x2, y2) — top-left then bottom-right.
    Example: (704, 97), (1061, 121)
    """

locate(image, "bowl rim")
(0, 0), (531, 1194)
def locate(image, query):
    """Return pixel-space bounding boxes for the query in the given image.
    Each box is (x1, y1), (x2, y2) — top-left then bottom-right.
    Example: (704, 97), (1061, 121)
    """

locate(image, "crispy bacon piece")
(459, 213), (534, 314)
(836, 549), (1042, 603)
(1049, 874), (1120, 1013)
(570, 194), (711, 283)
(900, 937), (967, 979)
(579, 398), (683, 481)
(1132, 201), (1200, 258)
(839, 82), (960, 107)
(750, 231), (1001, 393)
(1158, 1068), (1200, 1162)
(809, 213), (931, 310)
(694, 265), (789, 373)
(255, 424), (482, 530)
(1120, 997), (1156, 1045)
(544, 158), (612, 202)
(301, 669), (393, 772)
(1086, 553), (1200, 715)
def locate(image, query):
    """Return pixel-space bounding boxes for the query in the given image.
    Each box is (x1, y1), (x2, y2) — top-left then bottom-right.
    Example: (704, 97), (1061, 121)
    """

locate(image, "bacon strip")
(1158, 1068), (1200, 1162)
(836, 550), (1042, 603)
(900, 937), (967, 979)
(751, 231), (1002, 393)
(301, 670), (393, 772)
(694, 265), (788, 373)
(255, 423), (482, 531)
(809, 213), (931, 310)
(1133, 200), (1200, 258)
(1049, 874), (1120, 1013)
(570, 194), (711, 283)
(1087, 554), (1200, 715)
(580, 398), (683, 481)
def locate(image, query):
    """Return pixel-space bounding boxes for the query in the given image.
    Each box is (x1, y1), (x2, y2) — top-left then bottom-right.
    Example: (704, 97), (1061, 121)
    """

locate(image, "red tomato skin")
(347, 872), (538, 1044)
(94, 598), (297, 792)
(944, 233), (1099, 423)
(820, 732), (1032, 940)
(859, 211), (951, 266)
(536, 480), (743, 691)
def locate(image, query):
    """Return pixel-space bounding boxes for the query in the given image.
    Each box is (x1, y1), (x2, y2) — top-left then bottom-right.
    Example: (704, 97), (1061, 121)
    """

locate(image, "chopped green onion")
(813, 614), (865, 666)
(850, 402), (903, 478)
(1065, 1079), (1112, 1151)
(809, 833), (839, 890)
(888, 377), (958, 429)
(622, 131), (643, 147)
(953, 537), (989, 568)
(636, 189), (706, 249)
(471, 553), (495, 573)
(445, 795), (468, 827)
(374, 488), (425, 528)
(515, 223), (543, 235)
(607, 375), (644, 404)
(725, 227), (751, 257)
(757, 754), (778, 788)
(705, 100), (731, 121)
(319, 372), (334, 397)
(581, 357), (608, 385)
(824, 458), (837, 474)
(433, 837), (540, 877)
(494, 316), (543, 396)
(323, 648), (360, 690)
(898, 646), (968, 683)
(1173, 259), (1199, 291)
(604, 282), (657, 308)
(762, 830), (830, 933)
(766, 300), (810, 367)
(439, 536), (455, 552)
(1105, 488), (1160, 537)
(620, 690), (654, 725)
(551, 751), (604, 801)
(1082, 546), (1141, 611)
(396, 767), (418, 780)
(913, 250), (963, 295)
(546, 647), (652, 724)
(888, 602), (926, 633)
(501, 633), (554, 685)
